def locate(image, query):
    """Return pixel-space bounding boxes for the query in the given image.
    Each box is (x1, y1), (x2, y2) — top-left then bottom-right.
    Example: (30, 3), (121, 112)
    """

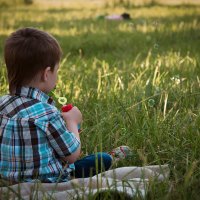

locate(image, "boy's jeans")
(73, 152), (112, 178)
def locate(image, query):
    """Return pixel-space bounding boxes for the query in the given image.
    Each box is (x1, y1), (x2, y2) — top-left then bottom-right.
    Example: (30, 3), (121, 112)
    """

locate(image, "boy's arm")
(60, 106), (82, 163)
(61, 120), (81, 163)
(46, 113), (81, 164)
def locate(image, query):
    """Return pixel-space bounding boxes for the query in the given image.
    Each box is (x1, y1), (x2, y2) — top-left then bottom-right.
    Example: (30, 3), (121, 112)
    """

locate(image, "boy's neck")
(23, 78), (47, 94)
(24, 83), (48, 94)
(25, 70), (52, 93)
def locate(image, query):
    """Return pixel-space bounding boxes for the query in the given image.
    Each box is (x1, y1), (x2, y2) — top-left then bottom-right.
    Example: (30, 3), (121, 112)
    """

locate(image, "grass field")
(0, 0), (200, 199)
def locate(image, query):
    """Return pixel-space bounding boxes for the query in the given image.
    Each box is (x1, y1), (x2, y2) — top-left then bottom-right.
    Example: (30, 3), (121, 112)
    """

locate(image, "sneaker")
(109, 146), (133, 161)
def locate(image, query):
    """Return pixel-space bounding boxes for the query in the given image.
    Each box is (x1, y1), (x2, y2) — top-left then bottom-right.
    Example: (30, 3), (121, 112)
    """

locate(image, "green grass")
(0, 1), (200, 199)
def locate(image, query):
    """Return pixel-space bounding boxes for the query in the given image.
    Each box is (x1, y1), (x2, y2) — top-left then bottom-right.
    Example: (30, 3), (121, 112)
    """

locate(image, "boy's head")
(4, 27), (62, 94)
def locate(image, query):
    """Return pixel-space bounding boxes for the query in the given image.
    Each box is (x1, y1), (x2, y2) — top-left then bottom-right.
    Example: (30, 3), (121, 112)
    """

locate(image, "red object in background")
(61, 104), (81, 133)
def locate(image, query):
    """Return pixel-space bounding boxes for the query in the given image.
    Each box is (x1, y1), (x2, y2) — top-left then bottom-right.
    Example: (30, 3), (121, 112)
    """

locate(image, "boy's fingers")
(61, 107), (82, 123)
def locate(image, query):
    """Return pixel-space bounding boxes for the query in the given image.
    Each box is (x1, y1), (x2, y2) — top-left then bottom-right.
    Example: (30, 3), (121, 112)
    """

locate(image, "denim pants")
(72, 152), (112, 178)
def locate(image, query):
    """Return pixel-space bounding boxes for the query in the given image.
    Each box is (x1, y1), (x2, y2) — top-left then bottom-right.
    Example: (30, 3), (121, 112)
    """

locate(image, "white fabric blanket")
(0, 165), (170, 199)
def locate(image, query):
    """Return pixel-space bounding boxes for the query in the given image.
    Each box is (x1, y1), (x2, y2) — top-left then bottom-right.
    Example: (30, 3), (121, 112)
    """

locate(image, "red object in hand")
(61, 104), (73, 112)
(61, 104), (81, 133)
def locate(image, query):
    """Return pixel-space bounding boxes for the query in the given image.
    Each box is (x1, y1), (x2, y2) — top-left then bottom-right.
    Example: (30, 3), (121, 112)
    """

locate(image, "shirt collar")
(14, 87), (55, 106)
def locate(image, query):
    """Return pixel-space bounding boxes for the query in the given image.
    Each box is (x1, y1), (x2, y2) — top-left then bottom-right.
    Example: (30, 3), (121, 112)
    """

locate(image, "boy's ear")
(42, 67), (51, 82)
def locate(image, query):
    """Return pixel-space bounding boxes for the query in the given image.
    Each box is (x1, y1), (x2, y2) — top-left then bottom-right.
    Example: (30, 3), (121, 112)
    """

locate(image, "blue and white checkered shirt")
(0, 87), (80, 183)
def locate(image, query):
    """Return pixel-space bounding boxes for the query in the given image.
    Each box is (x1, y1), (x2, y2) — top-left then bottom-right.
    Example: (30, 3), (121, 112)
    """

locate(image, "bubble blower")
(61, 104), (81, 133)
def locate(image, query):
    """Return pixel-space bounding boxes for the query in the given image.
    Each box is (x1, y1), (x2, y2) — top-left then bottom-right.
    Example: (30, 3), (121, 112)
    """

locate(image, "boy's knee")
(97, 152), (112, 170)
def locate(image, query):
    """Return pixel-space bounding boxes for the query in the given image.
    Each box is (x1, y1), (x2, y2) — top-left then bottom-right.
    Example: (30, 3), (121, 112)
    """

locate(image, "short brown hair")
(4, 27), (62, 94)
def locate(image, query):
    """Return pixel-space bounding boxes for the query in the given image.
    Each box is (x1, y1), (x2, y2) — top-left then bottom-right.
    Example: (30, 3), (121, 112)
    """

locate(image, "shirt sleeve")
(46, 112), (80, 158)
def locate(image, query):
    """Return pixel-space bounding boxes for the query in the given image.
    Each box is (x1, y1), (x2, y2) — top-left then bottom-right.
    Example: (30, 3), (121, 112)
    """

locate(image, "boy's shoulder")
(0, 93), (59, 121)
(0, 94), (10, 102)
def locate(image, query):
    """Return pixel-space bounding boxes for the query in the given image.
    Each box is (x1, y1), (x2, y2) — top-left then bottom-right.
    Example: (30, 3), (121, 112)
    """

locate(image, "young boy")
(0, 27), (112, 183)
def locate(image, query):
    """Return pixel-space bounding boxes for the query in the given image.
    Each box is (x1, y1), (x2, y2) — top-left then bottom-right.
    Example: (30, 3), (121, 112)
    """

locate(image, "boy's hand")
(61, 106), (82, 124)
(61, 106), (82, 162)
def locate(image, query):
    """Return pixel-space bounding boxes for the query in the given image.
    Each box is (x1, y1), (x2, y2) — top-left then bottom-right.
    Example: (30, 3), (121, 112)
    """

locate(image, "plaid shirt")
(0, 87), (80, 183)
